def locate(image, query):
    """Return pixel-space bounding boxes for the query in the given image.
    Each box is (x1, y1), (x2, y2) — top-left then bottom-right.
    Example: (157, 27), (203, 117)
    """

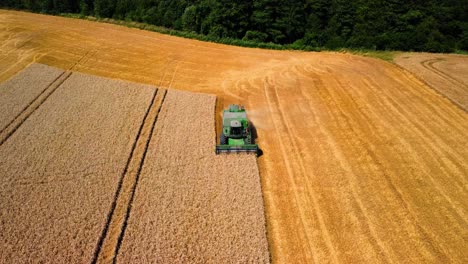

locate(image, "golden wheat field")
(0, 67), (155, 262)
(1, 9), (467, 263)
(0, 63), (62, 132)
(117, 90), (269, 263)
(0, 64), (269, 263)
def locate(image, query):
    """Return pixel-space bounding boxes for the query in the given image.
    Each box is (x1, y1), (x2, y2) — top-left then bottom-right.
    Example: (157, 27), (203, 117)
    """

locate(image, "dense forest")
(2, 0), (467, 52)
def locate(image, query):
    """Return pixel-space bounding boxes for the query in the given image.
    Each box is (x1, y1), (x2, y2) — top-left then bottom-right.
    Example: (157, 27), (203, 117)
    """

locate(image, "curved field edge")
(394, 53), (468, 111)
(2, 9), (428, 58)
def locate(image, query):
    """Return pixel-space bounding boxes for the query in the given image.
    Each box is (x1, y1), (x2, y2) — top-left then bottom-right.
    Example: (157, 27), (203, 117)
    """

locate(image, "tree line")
(2, 0), (467, 52)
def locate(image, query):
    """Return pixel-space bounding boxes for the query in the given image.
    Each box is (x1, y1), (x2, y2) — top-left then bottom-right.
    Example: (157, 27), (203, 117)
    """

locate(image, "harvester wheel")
(220, 134), (227, 145)
(249, 124), (256, 144)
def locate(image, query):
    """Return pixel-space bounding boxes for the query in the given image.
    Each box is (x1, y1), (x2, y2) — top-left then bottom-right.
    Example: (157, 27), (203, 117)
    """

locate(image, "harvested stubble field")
(117, 90), (269, 263)
(395, 53), (468, 111)
(1, 9), (467, 263)
(0, 66), (155, 262)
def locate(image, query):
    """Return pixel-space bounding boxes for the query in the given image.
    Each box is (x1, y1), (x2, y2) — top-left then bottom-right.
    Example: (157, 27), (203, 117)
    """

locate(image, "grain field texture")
(0, 63), (63, 131)
(95, 88), (167, 264)
(0, 67), (154, 263)
(1, 10), (467, 263)
(395, 53), (468, 110)
(116, 90), (270, 263)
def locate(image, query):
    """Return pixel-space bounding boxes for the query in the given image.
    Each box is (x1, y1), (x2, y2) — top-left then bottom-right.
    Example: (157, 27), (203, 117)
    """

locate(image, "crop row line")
(92, 88), (167, 264)
(0, 71), (72, 146)
(0, 50), (92, 146)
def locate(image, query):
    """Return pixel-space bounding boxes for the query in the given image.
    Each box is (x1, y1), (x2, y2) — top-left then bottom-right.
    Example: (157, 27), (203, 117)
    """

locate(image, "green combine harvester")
(215, 104), (259, 156)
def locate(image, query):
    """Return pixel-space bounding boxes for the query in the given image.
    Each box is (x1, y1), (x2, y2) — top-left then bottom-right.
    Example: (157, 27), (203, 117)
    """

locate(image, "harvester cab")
(215, 104), (259, 156)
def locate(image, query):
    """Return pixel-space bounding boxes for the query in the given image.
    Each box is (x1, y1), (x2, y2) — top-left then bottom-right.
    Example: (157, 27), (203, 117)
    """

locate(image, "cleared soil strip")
(116, 90), (270, 263)
(0, 63), (63, 133)
(95, 88), (166, 264)
(395, 53), (468, 111)
(0, 67), (154, 263)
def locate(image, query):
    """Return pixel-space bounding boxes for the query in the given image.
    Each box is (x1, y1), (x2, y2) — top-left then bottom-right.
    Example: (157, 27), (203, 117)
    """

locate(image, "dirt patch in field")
(0, 66), (154, 263)
(395, 53), (468, 110)
(116, 90), (269, 263)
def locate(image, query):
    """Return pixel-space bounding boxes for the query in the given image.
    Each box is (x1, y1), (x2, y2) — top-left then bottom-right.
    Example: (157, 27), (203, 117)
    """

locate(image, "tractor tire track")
(359, 78), (467, 219)
(269, 75), (343, 264)
(421, 59), (468, 90)
(326, 78), (451, 261)
(0, 71), (71, 146)
(0, 65), (157, 263)
(263, 77), (333, 264)
(93, 58), (173, 264)
(306, 74), (395, 263)
(0, 50), (91, 146)
(92, 88), (167, 264)
(0, 66), (64, 134)
(368, 74), (467, 184)
(394, 54), (468, 111)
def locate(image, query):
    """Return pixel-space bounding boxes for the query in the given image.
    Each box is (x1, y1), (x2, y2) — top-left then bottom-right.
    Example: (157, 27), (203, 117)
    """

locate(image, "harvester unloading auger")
(215, 104), (259, 156)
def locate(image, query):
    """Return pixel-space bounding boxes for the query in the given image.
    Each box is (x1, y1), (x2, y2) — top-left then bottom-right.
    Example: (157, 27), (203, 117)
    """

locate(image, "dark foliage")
(2, 0), (467, 52)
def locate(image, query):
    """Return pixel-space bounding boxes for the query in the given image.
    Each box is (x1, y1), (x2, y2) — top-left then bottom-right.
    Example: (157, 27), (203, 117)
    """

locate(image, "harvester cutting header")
(215, 104), (259, 156)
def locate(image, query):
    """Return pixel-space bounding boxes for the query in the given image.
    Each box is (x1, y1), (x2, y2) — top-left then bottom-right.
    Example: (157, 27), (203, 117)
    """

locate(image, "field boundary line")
(92, 88), (167, 264)
(392, 62), (466, 112)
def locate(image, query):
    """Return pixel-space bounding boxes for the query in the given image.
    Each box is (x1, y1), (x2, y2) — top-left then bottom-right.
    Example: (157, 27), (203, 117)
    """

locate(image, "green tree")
(182, 5), (197, 32)
(1, 0), (466, 52)
(94, 0), (115, 18)
(275, 0), (306, 43)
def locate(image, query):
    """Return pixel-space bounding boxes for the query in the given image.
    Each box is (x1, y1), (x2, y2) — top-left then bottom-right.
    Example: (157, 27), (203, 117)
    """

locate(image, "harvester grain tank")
(215, 104), (259, 155)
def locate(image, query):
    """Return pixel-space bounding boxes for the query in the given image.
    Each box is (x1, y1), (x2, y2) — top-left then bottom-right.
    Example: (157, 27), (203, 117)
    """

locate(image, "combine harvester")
(215, 104), (259, 156)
